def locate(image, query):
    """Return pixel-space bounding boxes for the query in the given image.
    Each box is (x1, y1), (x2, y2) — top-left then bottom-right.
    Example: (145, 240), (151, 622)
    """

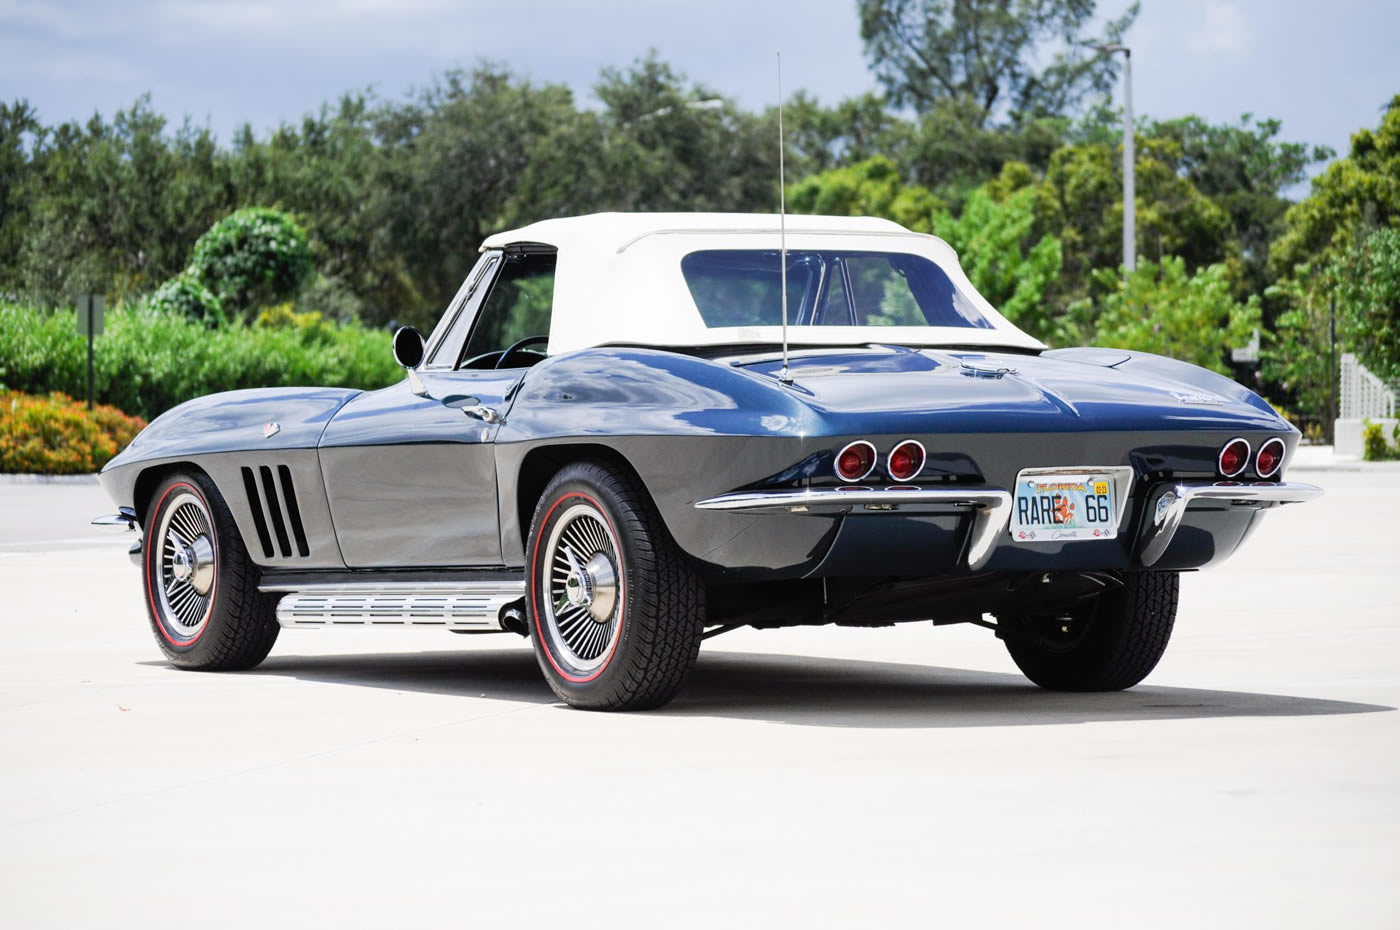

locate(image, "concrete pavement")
(0, 460), (1396, 928)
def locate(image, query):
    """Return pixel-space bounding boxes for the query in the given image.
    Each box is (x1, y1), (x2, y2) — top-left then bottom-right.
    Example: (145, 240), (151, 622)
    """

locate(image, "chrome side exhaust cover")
(269, 581), (526, 631)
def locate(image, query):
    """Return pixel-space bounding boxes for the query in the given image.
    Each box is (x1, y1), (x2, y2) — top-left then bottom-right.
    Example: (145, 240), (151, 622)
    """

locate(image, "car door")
(318, 247), (556, 568)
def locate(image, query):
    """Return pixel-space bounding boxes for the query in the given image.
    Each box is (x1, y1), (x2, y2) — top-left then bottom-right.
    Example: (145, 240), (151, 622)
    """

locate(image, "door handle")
(462, 405), (503, 425)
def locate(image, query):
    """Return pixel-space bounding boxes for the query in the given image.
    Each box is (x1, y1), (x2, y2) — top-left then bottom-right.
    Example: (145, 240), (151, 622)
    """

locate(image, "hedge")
(0, 303), (401, 421)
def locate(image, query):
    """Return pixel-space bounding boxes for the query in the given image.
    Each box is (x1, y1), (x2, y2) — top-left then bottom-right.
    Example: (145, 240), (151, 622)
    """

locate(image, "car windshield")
(680, 249), (993, 330)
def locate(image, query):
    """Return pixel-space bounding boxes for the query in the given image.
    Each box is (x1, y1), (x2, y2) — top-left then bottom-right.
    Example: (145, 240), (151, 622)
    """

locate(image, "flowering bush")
(190, 207), (315, 318)
(147, 272), (226, 327)
(0, 392), (146, 474)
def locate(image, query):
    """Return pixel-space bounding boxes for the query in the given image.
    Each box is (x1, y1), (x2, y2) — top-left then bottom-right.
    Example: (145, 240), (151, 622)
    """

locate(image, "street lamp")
(1096, 44), (1135, 274)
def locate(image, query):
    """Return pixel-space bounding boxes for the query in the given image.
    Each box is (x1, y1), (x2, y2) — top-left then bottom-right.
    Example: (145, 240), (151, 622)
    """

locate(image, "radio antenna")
(777, 50), (792, 384)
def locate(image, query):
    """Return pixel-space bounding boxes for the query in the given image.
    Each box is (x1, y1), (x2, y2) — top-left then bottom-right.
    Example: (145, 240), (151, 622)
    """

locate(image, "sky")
(3, 0), (1397, 193)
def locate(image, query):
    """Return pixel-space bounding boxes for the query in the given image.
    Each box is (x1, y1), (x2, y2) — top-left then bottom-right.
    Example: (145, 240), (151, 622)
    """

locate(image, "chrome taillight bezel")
(1218, 437), (1251, 478)
(835, 440), (878, 482)
(1256, 437), (1285, 478)
(887, 439), (927, 482)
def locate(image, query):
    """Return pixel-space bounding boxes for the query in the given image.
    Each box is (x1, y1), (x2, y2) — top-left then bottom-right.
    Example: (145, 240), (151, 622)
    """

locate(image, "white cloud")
(1184, 1), (1254, 56)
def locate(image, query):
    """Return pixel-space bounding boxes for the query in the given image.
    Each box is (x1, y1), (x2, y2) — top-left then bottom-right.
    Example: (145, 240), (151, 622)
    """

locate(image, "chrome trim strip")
(835, 439), (878, 482)
(270, 581), (526, 631)
(694, 487), (1013, 572)
(1256, 437), (1286, 478)
(888, 439), (927, 482)
(1138, 481), (1323, 567)
(1218, 437), (1251, 477)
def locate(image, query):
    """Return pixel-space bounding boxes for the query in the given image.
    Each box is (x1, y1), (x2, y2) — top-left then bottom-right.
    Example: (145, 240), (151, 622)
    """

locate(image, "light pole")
(1097, 44), (1135, 274)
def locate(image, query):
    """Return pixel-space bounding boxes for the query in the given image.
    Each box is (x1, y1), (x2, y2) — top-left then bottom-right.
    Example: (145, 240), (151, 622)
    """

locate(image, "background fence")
(1339, 353), (1397, 420)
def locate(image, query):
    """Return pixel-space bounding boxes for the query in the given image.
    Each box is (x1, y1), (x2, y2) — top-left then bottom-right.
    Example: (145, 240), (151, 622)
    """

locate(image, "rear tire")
(526, 461), (704, 711)
(142, 471), (279, 670)
(1000, 571), (1178, 691)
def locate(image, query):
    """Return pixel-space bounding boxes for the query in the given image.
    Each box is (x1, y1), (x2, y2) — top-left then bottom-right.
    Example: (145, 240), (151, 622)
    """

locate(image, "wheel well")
(132, 461), (210, 525)
(515, 444), (652, 540)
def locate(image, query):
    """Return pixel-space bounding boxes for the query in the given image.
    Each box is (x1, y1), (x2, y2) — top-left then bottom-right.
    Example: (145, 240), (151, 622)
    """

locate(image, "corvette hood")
(728, 345), (1291, 434)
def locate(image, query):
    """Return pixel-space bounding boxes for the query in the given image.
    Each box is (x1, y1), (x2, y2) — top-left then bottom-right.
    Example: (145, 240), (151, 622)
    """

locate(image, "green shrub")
(0, 302), (401, 421)
(1, 391), (146, 474)
(147, 272), (225, 326)
(190, 207), (315, 318)
(1361, 419), (1400, 461)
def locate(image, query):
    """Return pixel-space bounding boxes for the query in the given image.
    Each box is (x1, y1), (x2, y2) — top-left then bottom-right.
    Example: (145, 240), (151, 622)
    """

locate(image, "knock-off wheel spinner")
(543, 502), (622, 671)
(156, 491), (216, 639)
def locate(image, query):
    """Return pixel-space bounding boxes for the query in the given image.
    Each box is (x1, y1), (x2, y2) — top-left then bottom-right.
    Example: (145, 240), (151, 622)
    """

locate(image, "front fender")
(99, 388), (361, 570)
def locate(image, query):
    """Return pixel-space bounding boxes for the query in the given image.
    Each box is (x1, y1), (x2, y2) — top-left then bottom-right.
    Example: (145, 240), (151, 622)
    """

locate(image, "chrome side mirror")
(392, 326), (428, 396)
(392, 326), (425, 369)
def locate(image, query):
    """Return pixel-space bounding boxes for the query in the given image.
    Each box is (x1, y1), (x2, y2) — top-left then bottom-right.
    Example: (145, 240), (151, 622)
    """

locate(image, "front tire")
(142, 471), (279, 670)
(526, 461), (704, 710)
(999, 571), (1179, 691)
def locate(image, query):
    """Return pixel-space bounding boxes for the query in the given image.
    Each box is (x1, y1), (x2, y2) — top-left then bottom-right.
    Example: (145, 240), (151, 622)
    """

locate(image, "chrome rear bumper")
(696, 479), (1323, 573)
(695, 488), (1012, 571)
(1137, 481), (1323, 567)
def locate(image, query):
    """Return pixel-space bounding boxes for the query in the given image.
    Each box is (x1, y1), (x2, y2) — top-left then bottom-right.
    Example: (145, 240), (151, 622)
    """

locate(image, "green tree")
(1272, 95), (1400, 276)
(787, 155), (943, 231)
(1262, 98), (1400, 428)
(189, 207), (314, 318)
(1262, 263), (1335, 430)
(18, 97), (234, 304)
(857, 0), (1138, 124)
(1077, 108), (1334, 297)
(512, 56), (783, 238)
(228, 93), (382, 322)
(782, 91), (916, 177)
(0, 101), (42, 296)
(1336, 227), (1400, 382)
(931, 163), (1063, 337)
(368, 66), (581, 327)
(1037, 136), (1234, 286)
(907, 97), (1070, 204)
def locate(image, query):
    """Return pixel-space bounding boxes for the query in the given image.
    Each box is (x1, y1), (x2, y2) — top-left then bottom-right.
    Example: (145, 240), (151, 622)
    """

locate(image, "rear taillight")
(1256, 438), (1284, 478)
(835, 440), (877, 482)
(1219, 438), (1250, 477)
(887, 440), (926, 482)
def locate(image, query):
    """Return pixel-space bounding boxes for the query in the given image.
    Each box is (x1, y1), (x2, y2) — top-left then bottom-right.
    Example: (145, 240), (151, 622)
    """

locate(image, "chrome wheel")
(155, 491), (217, 641)
(541, 501), (622, 672)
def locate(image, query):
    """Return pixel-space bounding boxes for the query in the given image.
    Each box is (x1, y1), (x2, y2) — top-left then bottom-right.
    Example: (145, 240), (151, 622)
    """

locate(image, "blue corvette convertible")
(96, 212), (1322, 710)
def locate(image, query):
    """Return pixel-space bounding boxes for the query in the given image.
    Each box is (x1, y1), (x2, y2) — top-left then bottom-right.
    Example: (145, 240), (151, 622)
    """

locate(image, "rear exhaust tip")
(500, 605), (529, 637)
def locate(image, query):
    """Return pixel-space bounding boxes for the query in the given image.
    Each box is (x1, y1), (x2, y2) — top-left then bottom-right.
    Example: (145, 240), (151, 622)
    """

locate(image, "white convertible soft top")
(479, 213), (1046, 355)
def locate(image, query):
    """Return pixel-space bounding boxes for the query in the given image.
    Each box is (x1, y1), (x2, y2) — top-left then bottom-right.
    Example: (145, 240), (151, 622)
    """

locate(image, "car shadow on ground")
(235, 646), (1395, 729)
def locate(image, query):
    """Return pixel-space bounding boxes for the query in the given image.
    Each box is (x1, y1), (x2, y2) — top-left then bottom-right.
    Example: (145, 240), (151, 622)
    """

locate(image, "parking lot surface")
(1, 462), (1396, 928)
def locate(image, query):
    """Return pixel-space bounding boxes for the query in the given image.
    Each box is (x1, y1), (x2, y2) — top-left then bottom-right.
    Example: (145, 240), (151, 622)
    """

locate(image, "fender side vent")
(241, 466), (275, 558)
(241, 465), (311, 559)
(277, 465), (311, 557)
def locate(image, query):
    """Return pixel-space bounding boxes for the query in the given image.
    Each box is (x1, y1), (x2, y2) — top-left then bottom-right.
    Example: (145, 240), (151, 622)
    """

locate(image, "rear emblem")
(1170, 391), (1224, 405)
(263, 421), (281, 439)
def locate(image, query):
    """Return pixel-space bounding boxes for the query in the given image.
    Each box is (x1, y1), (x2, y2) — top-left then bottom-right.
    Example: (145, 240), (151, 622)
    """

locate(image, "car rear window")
(680, 249), (992, 330)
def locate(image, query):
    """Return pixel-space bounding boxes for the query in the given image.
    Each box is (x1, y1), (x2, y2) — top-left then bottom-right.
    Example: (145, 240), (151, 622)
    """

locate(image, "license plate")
(1011, 470), (1118, 542)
